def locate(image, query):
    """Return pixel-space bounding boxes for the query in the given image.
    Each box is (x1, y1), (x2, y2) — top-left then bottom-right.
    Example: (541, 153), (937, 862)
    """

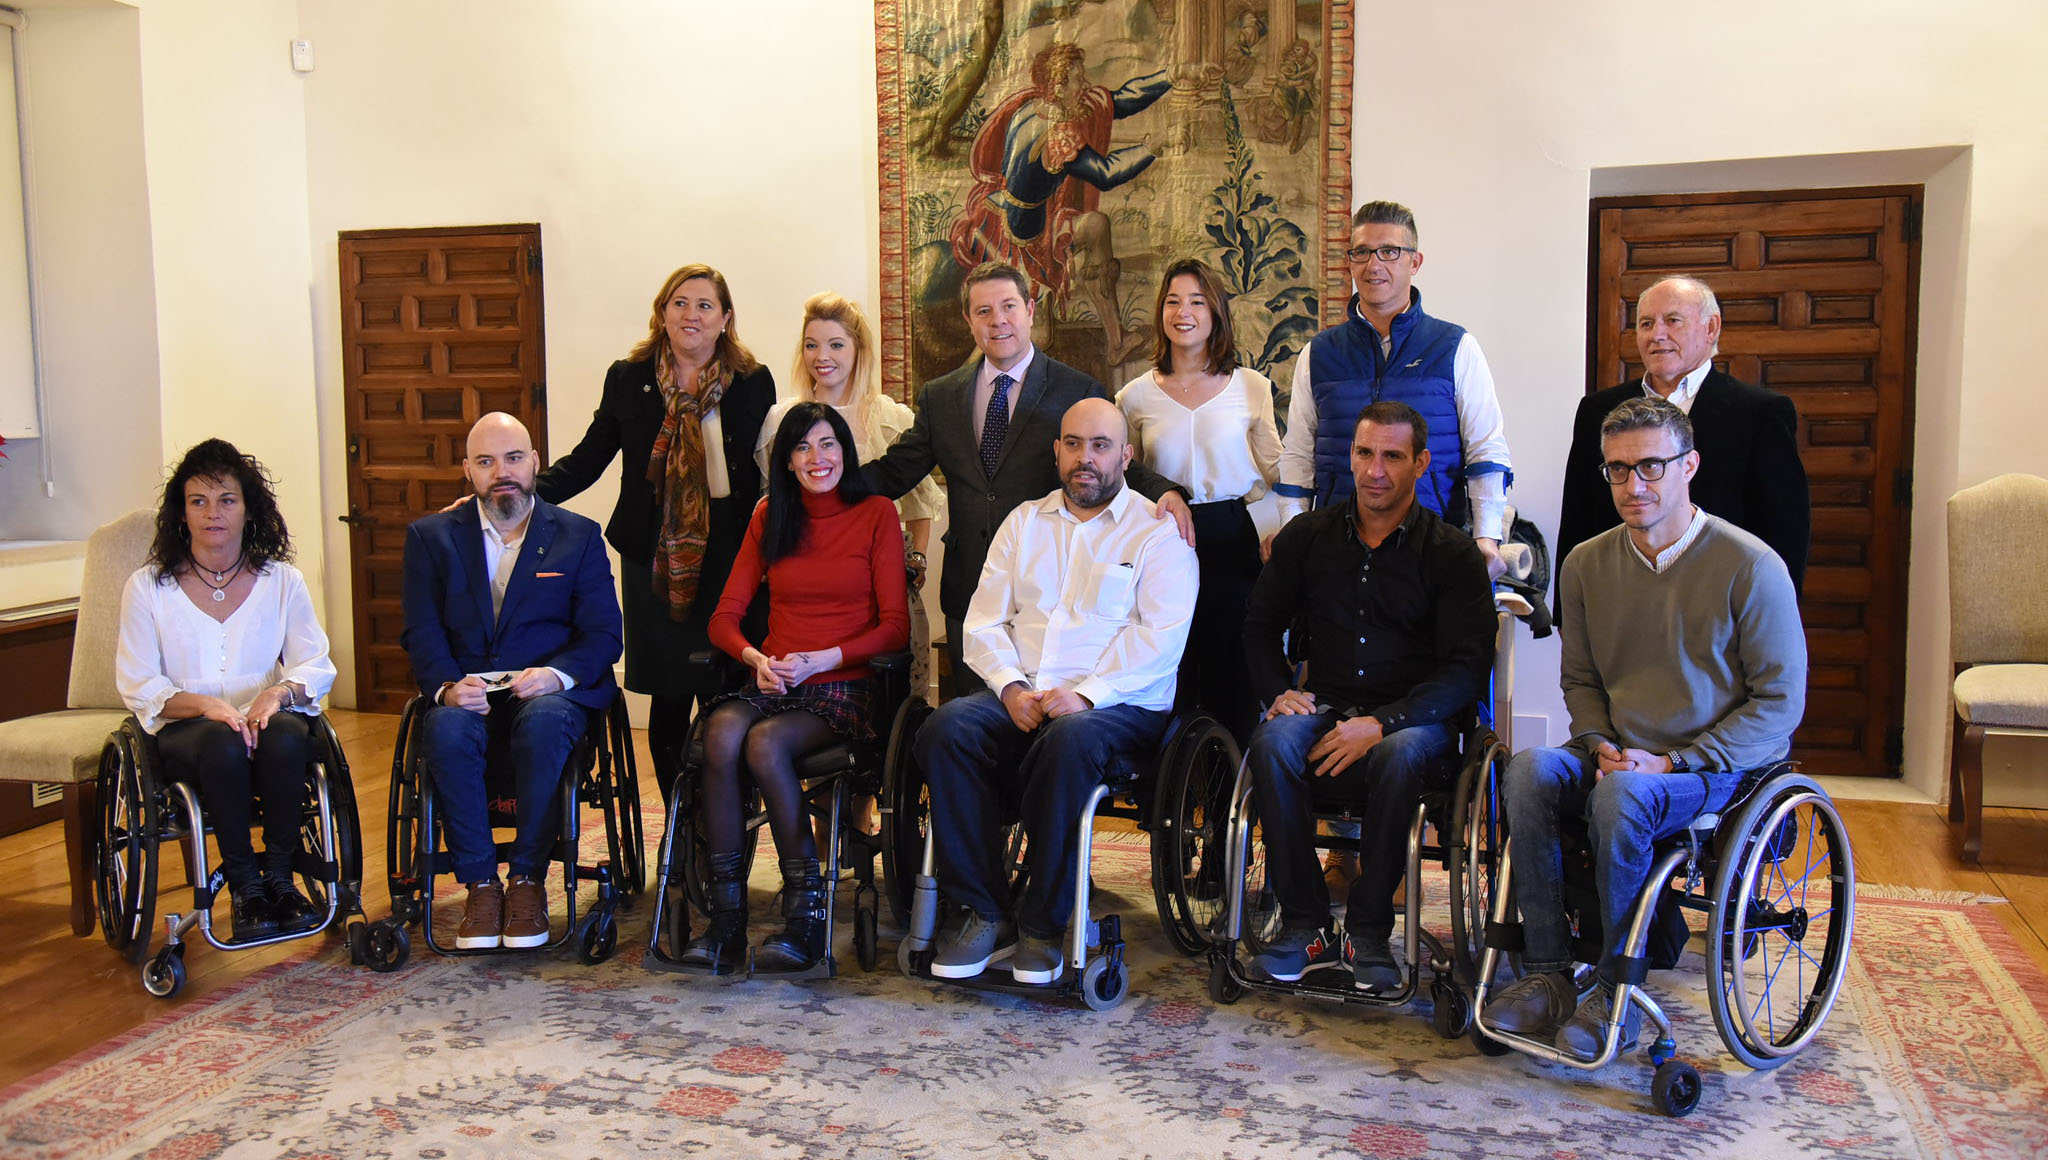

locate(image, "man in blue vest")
(1274, 200), (1513, 577)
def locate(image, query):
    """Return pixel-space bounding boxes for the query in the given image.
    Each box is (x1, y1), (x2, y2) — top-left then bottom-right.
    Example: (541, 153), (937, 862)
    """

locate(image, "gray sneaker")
(1555, 984), (1643, 1063)
(1009, 933), (1064, 984)
(1481, 970), (1577, 1037)
(929, 910), (1015, 979)
(1346, 932), (1402, 994)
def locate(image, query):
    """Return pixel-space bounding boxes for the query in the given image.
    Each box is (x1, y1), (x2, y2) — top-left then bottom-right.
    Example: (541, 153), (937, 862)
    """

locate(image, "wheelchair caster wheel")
(577, 909), (619, 964)
(353, 920), (411, 973)
(1470, 1022), (1514, 1057)
(897, 937), (926, 979)
(1431, 979), (1472, 1039)
(1081, 956), (1128, 1011)
(142, 947), (185, 999)
(1652, 1059), (1702, 1117)
(854, 906), (879, 972)
(1207, 952), (1243, 1004)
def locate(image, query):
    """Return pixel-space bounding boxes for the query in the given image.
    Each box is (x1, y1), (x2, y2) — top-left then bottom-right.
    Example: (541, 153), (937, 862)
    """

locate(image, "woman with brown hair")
(537, 265), (774, 799)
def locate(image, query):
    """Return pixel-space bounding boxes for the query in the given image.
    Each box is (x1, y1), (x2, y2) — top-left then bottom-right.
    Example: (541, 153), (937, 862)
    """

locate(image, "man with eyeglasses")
(1482, 396), (1805, 1063)
(1241, 400), (1495, 989)
(1555, 275), (1809, 603)
(1273, 200), (1513, 580)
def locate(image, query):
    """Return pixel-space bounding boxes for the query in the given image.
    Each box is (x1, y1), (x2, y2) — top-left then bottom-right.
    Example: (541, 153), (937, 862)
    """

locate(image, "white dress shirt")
(963, 484), (1199, 711)
(1116, 367), (1281, 504)
(476, 513), (575, 693)
(1641, 361), (1711, 413)
(970, 346), (1035, 445)
(115, 563), (337, 734)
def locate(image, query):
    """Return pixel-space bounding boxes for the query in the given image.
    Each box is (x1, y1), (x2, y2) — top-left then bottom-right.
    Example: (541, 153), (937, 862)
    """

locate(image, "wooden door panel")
(1591, 188), (1920, 778)
(338, 224), (547, 714)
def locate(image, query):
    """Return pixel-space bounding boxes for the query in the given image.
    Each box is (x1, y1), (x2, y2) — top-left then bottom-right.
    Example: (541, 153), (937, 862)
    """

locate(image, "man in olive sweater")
(1482, 396), (1805, 1063)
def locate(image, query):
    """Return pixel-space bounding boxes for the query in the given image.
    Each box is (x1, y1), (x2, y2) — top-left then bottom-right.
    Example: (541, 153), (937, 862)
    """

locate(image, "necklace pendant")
(212, 588), (226, 603)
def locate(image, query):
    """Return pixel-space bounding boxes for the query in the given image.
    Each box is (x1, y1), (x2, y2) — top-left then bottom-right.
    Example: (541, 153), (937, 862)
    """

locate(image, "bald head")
(464, 411), (538, 524)
(1055, 397), (1133, 516)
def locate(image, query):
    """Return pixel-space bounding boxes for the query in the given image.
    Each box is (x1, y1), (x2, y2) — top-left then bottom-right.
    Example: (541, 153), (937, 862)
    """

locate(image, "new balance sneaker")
(1009, 933), (1064, 985)
(1555, 984), (1644, 1063)
(1344, 931), (1402, 994)
(929, 910), (1016, 979)
(1251, 925), (1341, 982)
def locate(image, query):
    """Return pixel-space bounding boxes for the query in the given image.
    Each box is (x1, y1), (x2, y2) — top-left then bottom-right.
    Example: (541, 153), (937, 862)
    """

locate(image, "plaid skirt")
(706, 677), (877, 744)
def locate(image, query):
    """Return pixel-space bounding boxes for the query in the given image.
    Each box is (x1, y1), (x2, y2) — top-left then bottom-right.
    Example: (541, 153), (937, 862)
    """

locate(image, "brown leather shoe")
(502, 875), (550, 948)
(456, 880), (504, 949)
(1322, 849), (1360, 905)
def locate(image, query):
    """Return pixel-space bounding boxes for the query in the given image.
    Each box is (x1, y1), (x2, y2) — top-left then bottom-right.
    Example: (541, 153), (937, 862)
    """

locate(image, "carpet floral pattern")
(2, 838), (2044, 1159)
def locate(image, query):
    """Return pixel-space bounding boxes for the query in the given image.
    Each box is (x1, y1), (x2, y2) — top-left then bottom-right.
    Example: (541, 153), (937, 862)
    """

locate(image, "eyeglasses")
(1597, 452), (1689, 484)
(1345, 244), (1417, 264)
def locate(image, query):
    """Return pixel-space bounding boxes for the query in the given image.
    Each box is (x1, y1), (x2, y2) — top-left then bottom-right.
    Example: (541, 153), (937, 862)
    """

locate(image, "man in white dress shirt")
(918, 398), (1199, 984)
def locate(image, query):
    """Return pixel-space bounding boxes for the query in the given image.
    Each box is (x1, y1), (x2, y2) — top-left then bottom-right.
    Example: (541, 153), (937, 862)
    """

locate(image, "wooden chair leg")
(1949, 709), (1966, 824)
(61, 780), (99, 938)
(1959, 723), (1986, 865)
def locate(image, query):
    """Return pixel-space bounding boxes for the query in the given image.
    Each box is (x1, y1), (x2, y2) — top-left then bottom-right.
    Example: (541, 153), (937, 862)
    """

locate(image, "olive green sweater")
(1559, 514), (1806, 772)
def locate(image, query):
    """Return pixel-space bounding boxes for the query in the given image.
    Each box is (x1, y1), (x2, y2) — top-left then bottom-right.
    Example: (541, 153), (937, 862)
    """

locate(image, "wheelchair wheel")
(96, 722), (160, 964)
(1447, 733), (1509, 986)
(1149, 718), (1239, 956)
(385, 699), (428, 923)
(314, 719), (366, 920)
(1431, 977), (1473, 1039)
(854, 901), (880, 972)
(1207, 949), (1244, 1004)
(1705, 773), (1855, 1070)
(1652, 1059), (1703, 1117)
(604, 698), (647, 899)
(880, 695), (934, 926)
(142, 945), (186, 999)
(351, 919), (411, 972)
(577, 906), (620, 964)
(1081, 955), (1129, 1011)
(1236, 792), (1284, 956)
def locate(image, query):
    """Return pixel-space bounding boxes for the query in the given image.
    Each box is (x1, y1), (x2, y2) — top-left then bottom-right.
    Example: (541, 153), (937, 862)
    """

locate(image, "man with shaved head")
(402, 412), (623, 950)
(916, 397), (1199, 984)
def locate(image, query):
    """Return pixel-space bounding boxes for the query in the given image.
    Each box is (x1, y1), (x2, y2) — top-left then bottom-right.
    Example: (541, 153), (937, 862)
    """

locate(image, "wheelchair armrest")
(869, 650), (912, 676)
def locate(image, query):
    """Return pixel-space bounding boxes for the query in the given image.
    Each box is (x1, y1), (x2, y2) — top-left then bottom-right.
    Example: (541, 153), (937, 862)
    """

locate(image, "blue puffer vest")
(1306, 290), (1468, 521)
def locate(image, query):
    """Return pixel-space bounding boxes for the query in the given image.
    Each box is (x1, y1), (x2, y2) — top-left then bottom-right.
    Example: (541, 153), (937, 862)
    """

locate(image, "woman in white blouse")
(756, 292), (942, 694)
(115, 439), (337, 941)
(1116, 259), (1281, 744)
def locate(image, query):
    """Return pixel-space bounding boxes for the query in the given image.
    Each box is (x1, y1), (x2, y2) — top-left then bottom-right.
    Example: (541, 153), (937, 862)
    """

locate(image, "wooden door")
(1590, 188), (1920, 778)
(338, 225), (548, 713)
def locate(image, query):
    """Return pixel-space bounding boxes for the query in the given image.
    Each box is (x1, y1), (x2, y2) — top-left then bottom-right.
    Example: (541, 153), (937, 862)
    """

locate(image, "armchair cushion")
(1953, 663), (2048, 730)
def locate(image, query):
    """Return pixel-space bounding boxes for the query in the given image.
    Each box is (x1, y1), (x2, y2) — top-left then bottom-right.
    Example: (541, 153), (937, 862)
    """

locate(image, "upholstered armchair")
(1947, 474), (2048, 864)
(0, 511), (154, 934)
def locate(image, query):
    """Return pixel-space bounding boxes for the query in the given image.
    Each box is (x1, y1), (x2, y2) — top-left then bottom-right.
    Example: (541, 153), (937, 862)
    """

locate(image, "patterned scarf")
(646, 357), (727, 620)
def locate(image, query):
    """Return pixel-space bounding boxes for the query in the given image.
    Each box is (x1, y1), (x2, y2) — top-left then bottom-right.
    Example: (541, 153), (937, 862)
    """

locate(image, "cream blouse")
(114, 562), (337, 734)
(1116, 366), (1282, 505)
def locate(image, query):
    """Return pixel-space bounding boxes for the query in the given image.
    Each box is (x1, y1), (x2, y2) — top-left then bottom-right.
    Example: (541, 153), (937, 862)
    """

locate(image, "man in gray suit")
(868, 261), (1193, 696)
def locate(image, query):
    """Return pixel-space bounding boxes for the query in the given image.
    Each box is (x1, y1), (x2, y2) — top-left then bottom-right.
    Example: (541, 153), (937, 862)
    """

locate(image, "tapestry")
(876, 0), (1354, 402)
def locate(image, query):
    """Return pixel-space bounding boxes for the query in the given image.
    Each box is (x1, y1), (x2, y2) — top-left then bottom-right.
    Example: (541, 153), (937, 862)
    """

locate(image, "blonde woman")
(756, 293), (940, 696)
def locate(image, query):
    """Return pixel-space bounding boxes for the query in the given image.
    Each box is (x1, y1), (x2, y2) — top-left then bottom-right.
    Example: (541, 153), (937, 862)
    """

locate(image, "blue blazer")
(401, 498), (623, 711)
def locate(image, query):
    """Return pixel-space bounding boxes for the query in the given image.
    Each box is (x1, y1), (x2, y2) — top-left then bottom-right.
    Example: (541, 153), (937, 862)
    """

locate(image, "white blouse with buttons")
(1115, 366), (1281, 505)
(114, 562), (338, 734)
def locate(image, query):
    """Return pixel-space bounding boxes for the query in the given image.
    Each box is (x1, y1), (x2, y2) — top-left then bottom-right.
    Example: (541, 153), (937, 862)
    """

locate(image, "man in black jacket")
(867, 261), (1191, 695)
(1241, 400), (1495, 990)
(1555, 275), (1809, 598)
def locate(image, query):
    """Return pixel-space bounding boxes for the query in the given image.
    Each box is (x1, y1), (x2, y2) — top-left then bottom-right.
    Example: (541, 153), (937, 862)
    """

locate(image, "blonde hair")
(627, 263), (761, 384)
(789, 292), (882, 450)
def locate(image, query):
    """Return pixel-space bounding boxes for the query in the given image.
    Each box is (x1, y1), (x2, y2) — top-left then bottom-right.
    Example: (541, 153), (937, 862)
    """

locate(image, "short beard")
(1061, 469), (1122, 511)
(481, 484), (535, 523)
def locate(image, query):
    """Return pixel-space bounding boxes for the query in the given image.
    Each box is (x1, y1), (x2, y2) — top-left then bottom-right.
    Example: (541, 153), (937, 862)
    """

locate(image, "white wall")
(296, 0), (885, 705)
(0, 0), (162, 546)
(1357, 0), (2047, 797)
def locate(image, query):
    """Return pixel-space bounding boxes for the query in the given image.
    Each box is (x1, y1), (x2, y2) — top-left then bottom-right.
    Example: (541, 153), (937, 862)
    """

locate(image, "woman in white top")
(115, 439), (337, 941)
(756, 292), (941, 694)
(1116, 259), (1281, 744)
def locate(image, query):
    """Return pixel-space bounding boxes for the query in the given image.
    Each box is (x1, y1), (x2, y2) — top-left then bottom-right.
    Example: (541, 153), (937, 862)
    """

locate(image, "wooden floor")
(3, 707), (2045, 1091)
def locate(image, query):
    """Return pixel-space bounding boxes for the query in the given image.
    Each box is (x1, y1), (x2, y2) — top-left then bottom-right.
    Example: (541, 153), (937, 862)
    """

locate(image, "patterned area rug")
(3, 835), (2045, 1160)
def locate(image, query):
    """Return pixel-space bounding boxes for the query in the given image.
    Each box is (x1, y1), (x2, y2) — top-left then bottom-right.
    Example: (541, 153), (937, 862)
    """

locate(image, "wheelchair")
(883, 696), (1241, 1011)
(93, 712), (386, 998)
(384, 690), (644, 962)
(1470, 763), (1856, 1117)
(644, 650), (914, 979)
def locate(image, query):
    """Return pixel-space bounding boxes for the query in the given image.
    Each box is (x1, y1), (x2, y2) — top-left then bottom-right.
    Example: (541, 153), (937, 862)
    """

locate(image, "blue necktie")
(979, 372), (1014, 479)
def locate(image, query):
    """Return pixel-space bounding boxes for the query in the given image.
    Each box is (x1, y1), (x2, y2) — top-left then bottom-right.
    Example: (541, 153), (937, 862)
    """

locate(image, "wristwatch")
(1667, 750), (1690, 773)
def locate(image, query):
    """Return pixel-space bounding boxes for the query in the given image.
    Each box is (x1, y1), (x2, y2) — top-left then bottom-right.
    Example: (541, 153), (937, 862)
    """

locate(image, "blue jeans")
(1504, 746), (1744, 981)
(916, 691), (1167, 938)
(1248, 713), (1457, 938)
(420, 692), (586, 883)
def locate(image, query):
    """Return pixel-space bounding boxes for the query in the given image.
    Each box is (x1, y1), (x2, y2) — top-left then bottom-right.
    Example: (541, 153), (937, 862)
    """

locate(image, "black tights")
(648, 692), (701, 806)
(696, 701), (834, 864)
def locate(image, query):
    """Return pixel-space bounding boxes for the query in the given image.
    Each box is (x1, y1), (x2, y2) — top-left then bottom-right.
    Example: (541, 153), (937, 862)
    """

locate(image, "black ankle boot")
(226, 870), (278, 941)
(754, 858), (828, 971)
(262, 847), (319, 931)
(679, 851), (749, 974)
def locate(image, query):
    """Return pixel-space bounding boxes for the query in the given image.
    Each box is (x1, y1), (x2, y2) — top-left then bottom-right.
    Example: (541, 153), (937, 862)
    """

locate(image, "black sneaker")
(1251, 925), (1340, 982)
(1344, 931), (1402, 993)
(229, 884), (280, 941)
(265, 874), (321, 931)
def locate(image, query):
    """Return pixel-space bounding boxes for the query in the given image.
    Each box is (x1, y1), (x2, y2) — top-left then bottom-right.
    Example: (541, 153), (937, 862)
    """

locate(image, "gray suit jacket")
(866, 351), (1180, 620)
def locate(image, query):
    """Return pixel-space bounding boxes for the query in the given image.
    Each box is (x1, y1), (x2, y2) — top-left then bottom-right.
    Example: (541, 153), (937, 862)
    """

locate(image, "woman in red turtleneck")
(681, 401), (909, 973)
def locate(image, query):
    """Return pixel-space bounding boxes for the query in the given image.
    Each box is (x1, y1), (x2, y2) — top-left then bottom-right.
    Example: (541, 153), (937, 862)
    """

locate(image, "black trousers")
(1181, 500), (1262, 746)
(157, 713), (312, 883)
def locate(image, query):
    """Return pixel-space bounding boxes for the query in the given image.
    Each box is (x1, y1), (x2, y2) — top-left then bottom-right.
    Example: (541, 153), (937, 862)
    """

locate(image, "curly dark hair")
(146, 438), (293, 582)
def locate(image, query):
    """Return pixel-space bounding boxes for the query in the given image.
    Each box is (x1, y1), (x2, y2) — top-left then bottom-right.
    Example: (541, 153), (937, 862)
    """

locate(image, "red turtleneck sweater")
(708, 489), (909, 683)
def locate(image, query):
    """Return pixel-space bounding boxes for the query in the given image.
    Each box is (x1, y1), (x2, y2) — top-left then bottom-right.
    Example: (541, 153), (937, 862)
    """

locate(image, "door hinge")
(1894, 466), (1913, 508)
(531, 382), (545, 409)
(1884, 725), (1904, 771)
(1902, 201), (1923, 244)
(527, 248), (541, 276)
